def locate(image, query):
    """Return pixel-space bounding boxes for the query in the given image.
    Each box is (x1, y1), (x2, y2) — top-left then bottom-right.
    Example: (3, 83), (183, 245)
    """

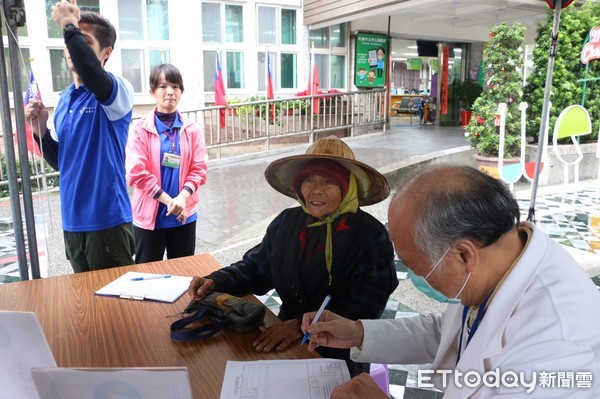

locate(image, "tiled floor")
(517, 186), (600, 255)
(0, 215), (49, 284)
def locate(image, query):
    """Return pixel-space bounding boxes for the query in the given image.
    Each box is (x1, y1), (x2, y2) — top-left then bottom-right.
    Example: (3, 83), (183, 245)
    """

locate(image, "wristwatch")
(63, 23), (79, 35)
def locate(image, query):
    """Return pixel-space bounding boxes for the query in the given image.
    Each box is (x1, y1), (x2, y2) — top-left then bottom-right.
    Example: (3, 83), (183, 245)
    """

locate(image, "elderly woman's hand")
(187, 277), (215, 300)
(252, 319), (302, 352)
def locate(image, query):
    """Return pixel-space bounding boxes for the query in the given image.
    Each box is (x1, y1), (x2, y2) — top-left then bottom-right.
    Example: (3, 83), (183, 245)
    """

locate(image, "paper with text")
(32, 367), (192, 399)
(220, 359), (350, 399)
(95, 272), (192, 303)
(0, 311), (57, 399)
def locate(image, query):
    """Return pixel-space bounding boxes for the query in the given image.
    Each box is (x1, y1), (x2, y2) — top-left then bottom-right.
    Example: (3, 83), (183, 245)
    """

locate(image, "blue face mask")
(407, 247), (471, 304)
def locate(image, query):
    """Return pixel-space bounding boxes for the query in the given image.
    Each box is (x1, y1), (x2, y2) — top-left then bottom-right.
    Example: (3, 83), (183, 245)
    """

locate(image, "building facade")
(3, 0), (351, 116)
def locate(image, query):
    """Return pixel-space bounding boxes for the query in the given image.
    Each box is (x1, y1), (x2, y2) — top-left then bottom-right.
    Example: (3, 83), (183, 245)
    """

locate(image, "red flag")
(307, 46), (320, 115)
(21, 70), (42, 157)
(266, 52), (275, 122)
(214, 53), (227, 129)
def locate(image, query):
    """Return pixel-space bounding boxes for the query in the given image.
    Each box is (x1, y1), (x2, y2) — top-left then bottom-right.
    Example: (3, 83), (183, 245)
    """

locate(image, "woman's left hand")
(253, 319), (302, 352)
(167, 193), (188, 223)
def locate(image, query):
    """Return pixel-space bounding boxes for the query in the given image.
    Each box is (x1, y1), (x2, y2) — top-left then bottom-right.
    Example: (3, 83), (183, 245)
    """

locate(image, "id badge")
(162, 152), (181, 168)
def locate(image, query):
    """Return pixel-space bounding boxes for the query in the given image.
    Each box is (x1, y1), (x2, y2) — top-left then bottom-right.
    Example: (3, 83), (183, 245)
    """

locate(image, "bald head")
(389, 164), (521, 263)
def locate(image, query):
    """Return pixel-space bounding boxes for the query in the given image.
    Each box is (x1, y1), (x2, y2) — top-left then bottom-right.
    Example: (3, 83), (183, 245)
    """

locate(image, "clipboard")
(95, 272), (193, 303)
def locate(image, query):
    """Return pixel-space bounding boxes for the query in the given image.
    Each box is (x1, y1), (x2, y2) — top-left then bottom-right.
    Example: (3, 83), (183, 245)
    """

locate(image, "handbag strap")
(170, 307), (229, 342)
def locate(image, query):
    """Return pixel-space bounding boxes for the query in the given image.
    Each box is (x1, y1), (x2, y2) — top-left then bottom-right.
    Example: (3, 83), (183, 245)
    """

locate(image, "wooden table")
(0, 254), (318, 398)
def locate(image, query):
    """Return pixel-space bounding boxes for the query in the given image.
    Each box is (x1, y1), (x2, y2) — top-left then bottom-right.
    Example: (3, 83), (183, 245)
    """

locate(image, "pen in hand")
(301, 294), (332, 345)
(131, 274), (172, 281)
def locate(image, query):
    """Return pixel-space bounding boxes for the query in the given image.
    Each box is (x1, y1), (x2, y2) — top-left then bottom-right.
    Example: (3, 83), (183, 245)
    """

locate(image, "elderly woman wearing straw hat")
(188, 135), (398, 376)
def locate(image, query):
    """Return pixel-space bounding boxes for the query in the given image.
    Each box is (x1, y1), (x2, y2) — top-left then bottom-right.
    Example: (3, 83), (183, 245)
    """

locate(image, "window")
(118, 1), (143, 40)
(316, 54), (328, 89)
(46, 0), (99, 38)
(281, 53), (298, 89)
(281, 9), (296, 45)
(147, 0), (169, 40)
(226, 52), (244, 89)
(118, 0), (168, 40)
(202, 3), (221, 43)
(310, 28), (329, 49)
(225, 5), (243, 43)
(281, 53), (297, 89)
(258, 52), (277, 92)
(49, 49), (70, 92)
(203, 51), (217, 91)
(258, 7), (297, 46)
(203, 3), (243, 44)
(258, 7), (277, 45)
(330, 55), (346, 88)
(121, 49), (144, 92)
(117, 1), (170, 92)
(3, 48), (30, 94)
(309, 24), (347, 90)
(330, 24), (346, 48)
(149, 50), (170, 69)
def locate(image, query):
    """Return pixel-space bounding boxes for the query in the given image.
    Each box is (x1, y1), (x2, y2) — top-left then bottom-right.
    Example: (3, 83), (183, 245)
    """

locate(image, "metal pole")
(527, 0), (562, 222)
(0, 0), (29, 278)
(385, 16), (391, 130)
(5, 1), (40, 278)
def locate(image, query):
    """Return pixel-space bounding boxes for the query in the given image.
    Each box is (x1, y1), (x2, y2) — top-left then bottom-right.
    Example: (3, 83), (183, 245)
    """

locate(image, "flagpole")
(27, 63), (54, 237)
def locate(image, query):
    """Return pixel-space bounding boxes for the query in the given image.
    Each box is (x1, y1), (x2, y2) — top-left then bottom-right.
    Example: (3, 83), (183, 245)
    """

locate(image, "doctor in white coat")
(302, 164), (600, 399)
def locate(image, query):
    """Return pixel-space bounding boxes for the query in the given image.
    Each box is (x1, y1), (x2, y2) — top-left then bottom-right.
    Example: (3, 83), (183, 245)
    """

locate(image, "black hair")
(79, 11), (117, 50)
(149, 63), (185, 93)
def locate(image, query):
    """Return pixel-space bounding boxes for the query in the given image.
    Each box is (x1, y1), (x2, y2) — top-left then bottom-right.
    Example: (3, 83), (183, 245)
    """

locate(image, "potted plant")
(453, 79), (482, 126)
(465, 22), (526, 177)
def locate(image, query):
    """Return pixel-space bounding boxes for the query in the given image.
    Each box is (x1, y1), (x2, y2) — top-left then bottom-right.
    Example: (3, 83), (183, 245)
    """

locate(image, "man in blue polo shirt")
(24, 0), (134, 272)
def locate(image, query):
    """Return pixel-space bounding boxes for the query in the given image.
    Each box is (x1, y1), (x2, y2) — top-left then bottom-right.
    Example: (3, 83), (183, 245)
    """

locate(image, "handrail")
(1, 89), (388, 193)
(133, 89), (388, 160)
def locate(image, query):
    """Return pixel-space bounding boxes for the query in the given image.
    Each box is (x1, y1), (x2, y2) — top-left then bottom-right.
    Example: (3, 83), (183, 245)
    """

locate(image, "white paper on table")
(0, 311), (57, 399)
(95, 272), (193, 303)
(31, 367), (193, 399)
(220, 358), (351, 399)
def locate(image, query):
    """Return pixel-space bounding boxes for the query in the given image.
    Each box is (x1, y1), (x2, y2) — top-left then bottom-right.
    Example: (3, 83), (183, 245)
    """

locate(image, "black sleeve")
(64, 28), (113, 102)
(33, 130), (59, 171)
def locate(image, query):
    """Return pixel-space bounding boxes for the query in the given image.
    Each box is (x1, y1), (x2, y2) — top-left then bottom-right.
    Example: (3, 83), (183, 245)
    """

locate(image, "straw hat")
(264, 135), (390, 206)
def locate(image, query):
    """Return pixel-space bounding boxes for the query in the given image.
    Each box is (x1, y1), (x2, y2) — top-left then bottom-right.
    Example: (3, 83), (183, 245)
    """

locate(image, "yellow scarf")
(298, 174), (359, 285)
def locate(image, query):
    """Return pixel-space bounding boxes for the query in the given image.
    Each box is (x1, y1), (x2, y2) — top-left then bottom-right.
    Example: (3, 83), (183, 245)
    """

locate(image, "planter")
(460, 110), (472, 127)
(473, 154), (521, 181)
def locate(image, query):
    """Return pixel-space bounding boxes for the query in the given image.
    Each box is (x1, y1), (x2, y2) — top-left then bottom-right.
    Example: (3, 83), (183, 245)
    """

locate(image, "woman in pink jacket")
(126, 63), (208, 263)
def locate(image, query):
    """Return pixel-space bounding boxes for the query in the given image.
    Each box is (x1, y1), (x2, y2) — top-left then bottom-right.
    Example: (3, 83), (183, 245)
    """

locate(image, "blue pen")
(301, 294), (332, 345)
(131, 274), (171, 281)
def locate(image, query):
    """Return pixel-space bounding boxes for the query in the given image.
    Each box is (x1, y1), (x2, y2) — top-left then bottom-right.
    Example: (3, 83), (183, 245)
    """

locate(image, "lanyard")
(456, 292), (492, 365)
(163, 128), (178, 153)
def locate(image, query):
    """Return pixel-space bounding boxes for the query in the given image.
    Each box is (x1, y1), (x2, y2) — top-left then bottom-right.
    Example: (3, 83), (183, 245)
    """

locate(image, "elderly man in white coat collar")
(302, 164), (600, 398)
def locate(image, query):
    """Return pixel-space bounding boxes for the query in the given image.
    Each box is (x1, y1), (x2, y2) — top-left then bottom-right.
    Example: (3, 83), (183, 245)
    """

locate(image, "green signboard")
(407, 58), (423, 71)
(354, 32), (388, 88)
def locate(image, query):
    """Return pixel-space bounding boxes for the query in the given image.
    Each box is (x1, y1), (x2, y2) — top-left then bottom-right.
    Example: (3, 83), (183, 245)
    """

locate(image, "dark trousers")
(133, 221), (196, 264)
(64, 222), (135, 273)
